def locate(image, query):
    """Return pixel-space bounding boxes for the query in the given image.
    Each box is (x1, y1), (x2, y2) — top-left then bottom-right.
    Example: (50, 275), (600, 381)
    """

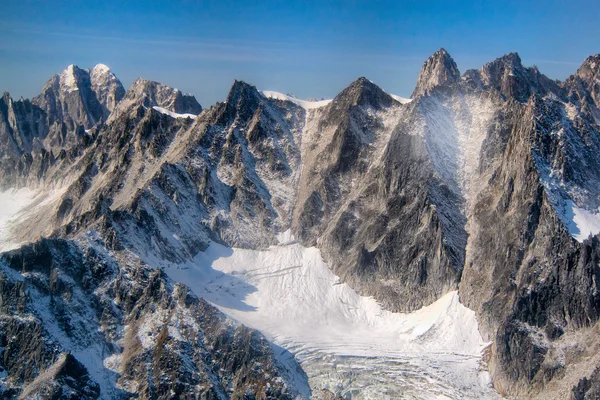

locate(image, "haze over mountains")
(0, 48), (600, 399)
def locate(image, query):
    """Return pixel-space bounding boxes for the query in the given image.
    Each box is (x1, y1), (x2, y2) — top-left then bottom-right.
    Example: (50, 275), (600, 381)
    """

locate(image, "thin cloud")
(4, 26), (302, 53)
(3, 26), (425, 67)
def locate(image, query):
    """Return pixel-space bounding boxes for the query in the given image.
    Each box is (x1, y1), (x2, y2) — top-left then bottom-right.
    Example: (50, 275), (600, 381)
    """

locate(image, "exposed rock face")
(292, 77), (465, 311)
(459, 95), (600, 396)
(463, 53), (562, 102)
(90, 64), (125, 117)
(0, 238), (303, 399)
(33, 65), (105, 151)
(293, 77), (401, 243)
(0, 92), (47, 160)
(412, 48), (460, 97)
(565, 54), (600, 123)
(114, 78), (202, 118)
(19, 353), (101, 400)
(571, 367), (600, 400)
(574, 55), (600, 105)
(455, 58), (600, 397)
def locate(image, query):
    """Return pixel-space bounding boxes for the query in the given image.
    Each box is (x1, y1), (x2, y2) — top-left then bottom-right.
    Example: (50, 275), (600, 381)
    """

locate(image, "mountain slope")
(0, 237), (305, 399)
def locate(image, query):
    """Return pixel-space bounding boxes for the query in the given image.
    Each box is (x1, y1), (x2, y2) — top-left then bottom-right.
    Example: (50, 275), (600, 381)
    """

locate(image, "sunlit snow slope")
(166, 231), (500, 400)
(0, 188), (65, 252)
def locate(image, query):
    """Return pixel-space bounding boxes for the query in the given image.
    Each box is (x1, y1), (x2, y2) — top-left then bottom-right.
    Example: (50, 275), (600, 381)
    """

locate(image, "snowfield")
(566, 201), (600, 242)
(0, 188), (63, 252)
(0, 187), (69, 253)
(260, 91), (333, 110)
(166, 231), (501, 399)
(389, 93), (413, 104)
(152, 105), (198, 119)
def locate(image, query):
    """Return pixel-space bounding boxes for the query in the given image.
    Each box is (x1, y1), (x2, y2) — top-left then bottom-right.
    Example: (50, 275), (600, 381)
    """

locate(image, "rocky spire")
(412, 48), (460, 97)
(90, 63), (125, 117)
(574, 54), (600, 107)
(221, 80), (262, 123)
(0, 92), (47, 159)
(463, 52), (563, 102)
(575, 54), (600, 81)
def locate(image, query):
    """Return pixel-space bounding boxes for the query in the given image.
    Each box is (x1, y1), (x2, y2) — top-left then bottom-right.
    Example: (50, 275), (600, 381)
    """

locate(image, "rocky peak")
(412, 48), (460, 97)
(573, 54), (600, 109)
(58, 64), (88, 93)
(576, 54), (600, 81)
(477, 52), (525, 83)
(124, 78), (202, 115)
(1, 91), (12, 105)
(332, 77), (395, 109)
(221, 80), (262, 123)
(496, 52), (523, 69)
(225, 80), (261, 105)
(33, 64), (104, 132)
(90, 63), (125, 116)
(466, 52), (562, 102)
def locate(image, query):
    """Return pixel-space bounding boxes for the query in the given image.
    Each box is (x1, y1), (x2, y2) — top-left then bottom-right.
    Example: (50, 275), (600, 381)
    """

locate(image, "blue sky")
(1, 0), (599, 106)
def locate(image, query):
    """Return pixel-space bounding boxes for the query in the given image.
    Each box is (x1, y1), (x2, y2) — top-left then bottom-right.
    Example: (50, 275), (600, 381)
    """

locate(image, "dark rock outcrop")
(0, 238), (304, 399)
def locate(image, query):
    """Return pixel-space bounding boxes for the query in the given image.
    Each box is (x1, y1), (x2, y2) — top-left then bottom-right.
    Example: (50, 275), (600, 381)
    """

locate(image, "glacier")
(164, 231), (500, 399)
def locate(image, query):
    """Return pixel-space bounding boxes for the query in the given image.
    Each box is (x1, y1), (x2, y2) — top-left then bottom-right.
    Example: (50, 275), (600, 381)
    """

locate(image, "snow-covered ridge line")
(152, 106), (197, 119)
(259, 90), (332, 110)
(260, 89), (412, 109)
(390, 93), (413, 104)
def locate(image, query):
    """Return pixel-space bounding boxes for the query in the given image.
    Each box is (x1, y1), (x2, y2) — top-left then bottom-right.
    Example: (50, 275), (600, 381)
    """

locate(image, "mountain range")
(0, 49), (600, 399)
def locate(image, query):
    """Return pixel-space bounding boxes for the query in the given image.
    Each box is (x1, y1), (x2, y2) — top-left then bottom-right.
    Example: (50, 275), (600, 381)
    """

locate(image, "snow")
(535, 162), (595, 243)
(165, 234), (499, 399)
(419, 94), (496, 204)
(275, 229), (296, 245)
(0, 188), (41, 252)
(259, 91), (332, 110)
(389, 93), (413, 104)
(0, 256), (120, 398)
(92, 63), (111, 74)
(59, 64), (78, 92)
(563, 201), (600, 242)
(532, 99), (600, 243)
(0, 187), (67, 252)
(152, 106), (197, 119)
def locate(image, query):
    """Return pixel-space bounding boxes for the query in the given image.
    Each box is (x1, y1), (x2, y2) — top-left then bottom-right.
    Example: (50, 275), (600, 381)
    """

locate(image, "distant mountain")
(0, 51), (600, 399)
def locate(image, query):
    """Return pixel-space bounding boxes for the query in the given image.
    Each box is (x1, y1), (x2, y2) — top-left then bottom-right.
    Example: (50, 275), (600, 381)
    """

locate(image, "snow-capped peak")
(91, 63), (111, 75)
(59, 64), (79, 92)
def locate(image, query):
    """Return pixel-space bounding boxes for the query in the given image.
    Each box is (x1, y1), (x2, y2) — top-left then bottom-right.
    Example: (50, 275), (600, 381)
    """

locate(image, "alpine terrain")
(0, 50), (600, 399)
